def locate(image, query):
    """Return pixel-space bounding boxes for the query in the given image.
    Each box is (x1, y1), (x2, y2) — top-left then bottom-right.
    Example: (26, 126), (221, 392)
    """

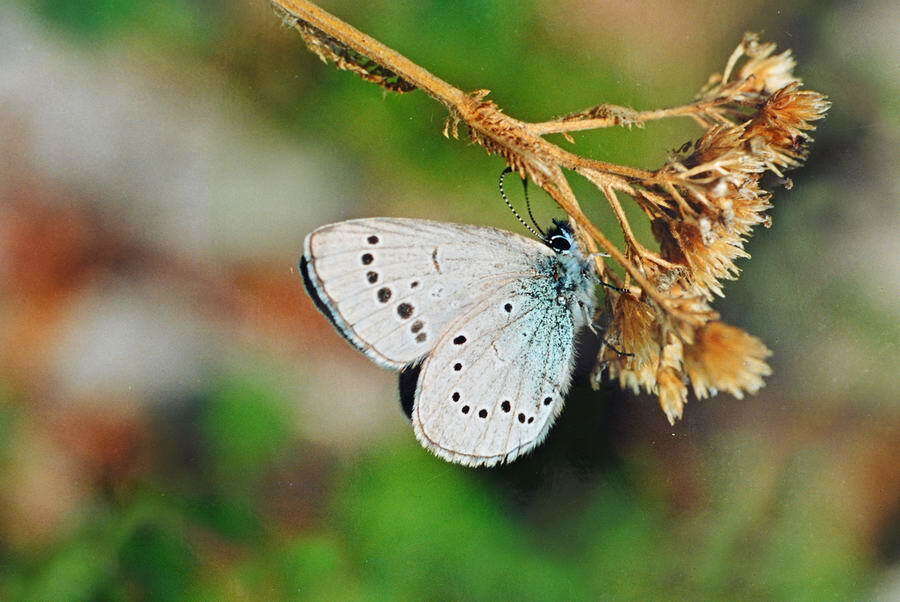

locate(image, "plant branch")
(530, 99), (732, 135)
(273, 0), (466, 106)
(276, 1), (659, 185)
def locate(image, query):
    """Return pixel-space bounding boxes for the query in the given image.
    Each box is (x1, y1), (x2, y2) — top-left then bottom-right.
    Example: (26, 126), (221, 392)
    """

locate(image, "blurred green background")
(0, 0), (897, 600)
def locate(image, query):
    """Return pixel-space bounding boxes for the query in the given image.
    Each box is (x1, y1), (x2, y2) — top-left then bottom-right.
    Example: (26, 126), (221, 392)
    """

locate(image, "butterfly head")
(545, 219), (578, 256)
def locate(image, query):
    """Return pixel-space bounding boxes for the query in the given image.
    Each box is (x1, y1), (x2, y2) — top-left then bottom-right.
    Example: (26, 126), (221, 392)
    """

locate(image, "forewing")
(411, 278), (577, 467)
(302, 218), (550, 368)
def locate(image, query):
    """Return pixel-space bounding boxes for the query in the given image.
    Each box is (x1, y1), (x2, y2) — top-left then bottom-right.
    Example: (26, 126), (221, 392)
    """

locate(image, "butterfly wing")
(411, 276), (578, 467)
(301, 218), (552, 369)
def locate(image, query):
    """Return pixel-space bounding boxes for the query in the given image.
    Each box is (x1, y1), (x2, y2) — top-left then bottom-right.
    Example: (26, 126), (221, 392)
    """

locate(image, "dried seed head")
(737, 34), (799, 94)
(657, 366), (688, 425)
(653, 218), (748, 299)
(684, 321), (773, 399)
(745, 83), (831, 163)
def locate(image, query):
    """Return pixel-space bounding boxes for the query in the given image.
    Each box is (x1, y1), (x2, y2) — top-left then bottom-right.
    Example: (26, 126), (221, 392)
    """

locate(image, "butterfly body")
(300, 218), (597, 467)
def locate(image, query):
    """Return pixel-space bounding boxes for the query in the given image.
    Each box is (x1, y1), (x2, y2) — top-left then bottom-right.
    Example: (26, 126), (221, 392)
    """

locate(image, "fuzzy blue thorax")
(544, 220), (598, 329)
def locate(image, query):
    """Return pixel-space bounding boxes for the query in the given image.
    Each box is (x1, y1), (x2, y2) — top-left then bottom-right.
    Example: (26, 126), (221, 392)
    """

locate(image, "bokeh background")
(1, 0), (897, 599)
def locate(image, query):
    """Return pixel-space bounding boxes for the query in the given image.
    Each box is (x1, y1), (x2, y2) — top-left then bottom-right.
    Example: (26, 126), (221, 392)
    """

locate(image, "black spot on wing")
(300, 255), (364, 354)
(398, 363), (421, 420)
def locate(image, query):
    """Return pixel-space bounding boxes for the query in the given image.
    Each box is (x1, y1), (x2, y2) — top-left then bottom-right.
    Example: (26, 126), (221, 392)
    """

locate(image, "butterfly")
(300, 216), (601, 467)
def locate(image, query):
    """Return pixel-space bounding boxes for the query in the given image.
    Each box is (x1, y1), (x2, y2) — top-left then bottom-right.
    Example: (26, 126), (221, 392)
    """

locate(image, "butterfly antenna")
(521, 177), (546, 238)
(499, 167), (543, 239)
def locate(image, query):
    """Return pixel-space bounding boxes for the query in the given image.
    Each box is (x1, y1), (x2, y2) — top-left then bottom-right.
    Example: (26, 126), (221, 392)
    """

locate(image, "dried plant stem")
(601, 185), (678, 271)
(660, 180), (698, 218)
(530, 99), (731, 135)
(274, 0), (466, 106)
(274, 0), (652, 180)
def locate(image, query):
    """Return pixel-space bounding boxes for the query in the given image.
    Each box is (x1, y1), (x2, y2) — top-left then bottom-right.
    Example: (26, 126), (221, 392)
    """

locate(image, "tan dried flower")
(657, 335), (688, 423)
(653, 218), (748, 298)
(717, 177), (772, 239)
(684, 322), (772, 399)
(745, 83), (832, 168)
(688, 124), (750, 167)
(598, 292), (660, 394)
(657, 367), (689, 425)
(737, 34), (799, 94)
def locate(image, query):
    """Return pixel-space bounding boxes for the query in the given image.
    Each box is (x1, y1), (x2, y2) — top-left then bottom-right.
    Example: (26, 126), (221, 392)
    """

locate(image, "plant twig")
(530, 99), (732, 135)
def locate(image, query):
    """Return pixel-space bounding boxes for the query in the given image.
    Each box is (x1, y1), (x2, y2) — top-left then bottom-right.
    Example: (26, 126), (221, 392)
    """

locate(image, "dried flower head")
(657, 366), (689, 425)
(587, 35), (827, 420)
(684, 322), (772, 400)
(736, 33), (800, 94)
(652, 218), (749, 298)
(745, 82), (832, 171)
(597, 292), (660, 394)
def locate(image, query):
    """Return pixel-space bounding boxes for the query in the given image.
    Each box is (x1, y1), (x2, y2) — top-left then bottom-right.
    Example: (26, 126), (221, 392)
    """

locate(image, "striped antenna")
(498, 167), (544, 240)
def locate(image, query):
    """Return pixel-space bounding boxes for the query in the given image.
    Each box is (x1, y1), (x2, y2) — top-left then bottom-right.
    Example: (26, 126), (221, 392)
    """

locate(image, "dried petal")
(745, 83), (831, 159)
(653, 218), (748, 298)
(738, 35), (799, 94)
(594, 293), (660, 394)
(657, 366), (688, 424)
(684, 321), (772, 399)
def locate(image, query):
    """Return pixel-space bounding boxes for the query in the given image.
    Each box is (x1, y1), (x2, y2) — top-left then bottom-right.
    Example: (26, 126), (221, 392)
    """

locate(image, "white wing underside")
(303, 218), (551, 367)
(412, 279), (576, 467)
(302, 218), (578, 467)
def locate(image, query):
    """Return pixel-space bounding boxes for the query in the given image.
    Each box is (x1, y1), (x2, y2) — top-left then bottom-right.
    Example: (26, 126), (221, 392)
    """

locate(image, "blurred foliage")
(28, 0), (217, 46)
(0, 0), (896, 600)
(0, 376), (882, 600)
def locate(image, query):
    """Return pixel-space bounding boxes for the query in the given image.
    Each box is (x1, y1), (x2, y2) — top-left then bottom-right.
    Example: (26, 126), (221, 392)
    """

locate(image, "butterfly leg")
(580, 301), (596, 333)
(592, 322), (634, 358)
(587, 266), (630, 295)
(602, 337), (634, 358)
(597, 279), (629, 294)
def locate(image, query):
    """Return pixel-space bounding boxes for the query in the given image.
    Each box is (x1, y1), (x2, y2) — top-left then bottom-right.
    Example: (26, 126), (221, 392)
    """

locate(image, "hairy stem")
(530, 99), (730, 135)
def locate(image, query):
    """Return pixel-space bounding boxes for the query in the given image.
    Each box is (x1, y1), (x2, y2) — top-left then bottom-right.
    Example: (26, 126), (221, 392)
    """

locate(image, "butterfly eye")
(549, 236), (571, 252)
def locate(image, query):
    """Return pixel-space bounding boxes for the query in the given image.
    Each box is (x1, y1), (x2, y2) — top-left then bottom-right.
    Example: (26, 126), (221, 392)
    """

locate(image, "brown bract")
(271, 1), (829, 423)
(684, 322), (773, 400)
